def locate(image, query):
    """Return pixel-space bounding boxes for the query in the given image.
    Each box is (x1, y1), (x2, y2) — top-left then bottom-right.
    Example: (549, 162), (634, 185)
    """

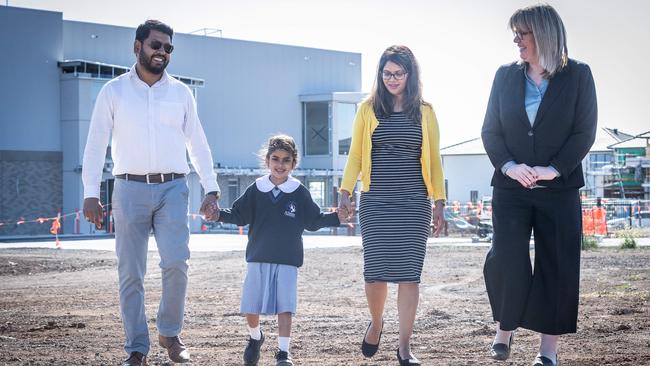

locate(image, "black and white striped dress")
(359, 112), (432, 283)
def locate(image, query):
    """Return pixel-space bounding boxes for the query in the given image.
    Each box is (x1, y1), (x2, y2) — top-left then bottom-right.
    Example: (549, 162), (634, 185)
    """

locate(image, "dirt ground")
(1, 244), (649, 366)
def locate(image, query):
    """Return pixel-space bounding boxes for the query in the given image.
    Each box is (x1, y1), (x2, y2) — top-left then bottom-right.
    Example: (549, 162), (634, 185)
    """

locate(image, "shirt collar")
(523, 64), (549, 90)
(128, 64), (170, 87)
(255, 174), (300, 193)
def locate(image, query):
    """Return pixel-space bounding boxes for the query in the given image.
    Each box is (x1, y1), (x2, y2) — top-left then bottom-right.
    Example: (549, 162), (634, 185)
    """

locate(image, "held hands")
(83, 197), (104, 229)
(505, 164), (558, 188)
(200, 194), (220, 221)
(338, 191), (354, 223)
(336, 206), (350, 223)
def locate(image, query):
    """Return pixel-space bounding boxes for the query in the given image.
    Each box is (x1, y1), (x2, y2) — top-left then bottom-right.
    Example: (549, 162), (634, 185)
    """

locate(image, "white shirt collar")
(128, 64), (170, 87)
(255, 174), (300, 193)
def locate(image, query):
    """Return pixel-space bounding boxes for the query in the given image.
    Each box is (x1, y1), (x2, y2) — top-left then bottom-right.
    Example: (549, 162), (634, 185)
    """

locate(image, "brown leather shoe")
(159, 335), (191, 363)
(122, 351), (147, 366)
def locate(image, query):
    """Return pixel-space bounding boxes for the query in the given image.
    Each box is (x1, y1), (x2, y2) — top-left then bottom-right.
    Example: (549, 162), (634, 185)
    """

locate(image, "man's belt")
(115, 173), (185, 184)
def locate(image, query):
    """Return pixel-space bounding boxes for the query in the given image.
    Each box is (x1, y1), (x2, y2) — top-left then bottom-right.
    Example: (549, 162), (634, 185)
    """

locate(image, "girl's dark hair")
(370, 45), (424, 123)
(261, 134), (299, 168)
(135, 19), (174, 42)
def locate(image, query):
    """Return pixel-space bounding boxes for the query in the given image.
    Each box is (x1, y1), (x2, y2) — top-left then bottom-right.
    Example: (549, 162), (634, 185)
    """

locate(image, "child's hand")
(337, 207), (348, 223)
(200, 196), (220, 221)
(208, 201), (220, 222)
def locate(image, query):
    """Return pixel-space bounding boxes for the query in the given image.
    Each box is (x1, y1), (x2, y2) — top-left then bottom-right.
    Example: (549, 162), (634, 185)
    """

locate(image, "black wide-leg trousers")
(484, 187), (582, 335)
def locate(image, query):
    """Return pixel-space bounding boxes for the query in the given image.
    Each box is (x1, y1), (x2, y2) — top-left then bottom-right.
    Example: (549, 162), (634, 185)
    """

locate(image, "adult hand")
(505, 163), (538, 188)
(83, 197), (104, 229)
(338, 190), (354, 221)
(532, 166), (559, 181)
(200, 194), (219, 221)
(432, 200), (445, 236)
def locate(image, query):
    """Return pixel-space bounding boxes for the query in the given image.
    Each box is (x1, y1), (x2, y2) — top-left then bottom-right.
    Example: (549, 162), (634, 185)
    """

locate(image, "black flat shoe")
(397, 349), (421, 366)
(532, 354), (558, 366)
(490, 332), (514, 361)
(361, 320), (383, 358)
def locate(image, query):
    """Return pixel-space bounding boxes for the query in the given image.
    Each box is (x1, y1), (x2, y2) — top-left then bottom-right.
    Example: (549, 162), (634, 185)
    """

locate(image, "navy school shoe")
(532, 354), (558, 366)
(243, 331), (264, 366)
(361, 320), (383, 358)
(275, 349), (294, 366)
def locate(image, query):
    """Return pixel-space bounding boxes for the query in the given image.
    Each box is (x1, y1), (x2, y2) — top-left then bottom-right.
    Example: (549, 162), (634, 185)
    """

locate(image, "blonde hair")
(509, 3), (568, 78)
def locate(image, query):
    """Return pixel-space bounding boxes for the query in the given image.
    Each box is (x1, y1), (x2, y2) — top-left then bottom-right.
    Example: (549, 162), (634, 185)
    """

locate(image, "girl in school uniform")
(214, 134), (343, 366)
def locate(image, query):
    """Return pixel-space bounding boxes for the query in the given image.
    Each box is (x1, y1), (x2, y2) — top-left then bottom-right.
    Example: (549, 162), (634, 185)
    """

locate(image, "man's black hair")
(135, 20), (173, 42)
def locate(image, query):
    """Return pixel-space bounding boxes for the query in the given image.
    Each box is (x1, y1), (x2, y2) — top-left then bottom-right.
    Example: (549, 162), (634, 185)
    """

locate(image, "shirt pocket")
(157, 101), (185, 129)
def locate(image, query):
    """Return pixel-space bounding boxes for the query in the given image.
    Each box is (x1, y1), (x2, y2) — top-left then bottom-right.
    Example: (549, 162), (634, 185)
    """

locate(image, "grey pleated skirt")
(240, 262), (298, 315)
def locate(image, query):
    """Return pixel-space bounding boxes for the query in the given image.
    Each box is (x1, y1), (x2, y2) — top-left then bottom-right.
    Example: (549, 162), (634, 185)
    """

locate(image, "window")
(303, 102), (330, 155)
(334, 103), (357, 155)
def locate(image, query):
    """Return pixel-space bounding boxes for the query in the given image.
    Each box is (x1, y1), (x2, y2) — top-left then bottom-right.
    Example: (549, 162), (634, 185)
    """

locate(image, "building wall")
(0, 7), (64, 235)
(442, 154), (494, 203)
(0, 7), (62, 151)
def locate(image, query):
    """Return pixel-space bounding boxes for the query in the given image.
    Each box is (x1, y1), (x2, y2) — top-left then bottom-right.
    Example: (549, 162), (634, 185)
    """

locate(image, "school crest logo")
(284, 201), (297, 218)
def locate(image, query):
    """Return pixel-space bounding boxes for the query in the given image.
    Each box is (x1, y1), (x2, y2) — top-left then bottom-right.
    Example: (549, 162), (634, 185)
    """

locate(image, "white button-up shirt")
(82, 65), (219, 198)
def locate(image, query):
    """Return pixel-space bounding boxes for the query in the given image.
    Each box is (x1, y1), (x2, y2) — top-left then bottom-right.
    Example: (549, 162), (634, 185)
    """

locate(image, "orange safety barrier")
(583, 206), (607, 236)
(592, 206), (607, 236)
(582, 211), (594, 236)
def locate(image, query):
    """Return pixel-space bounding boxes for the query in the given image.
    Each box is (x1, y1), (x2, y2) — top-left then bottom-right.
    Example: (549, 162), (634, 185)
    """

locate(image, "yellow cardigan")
(340, 100), (446, 201)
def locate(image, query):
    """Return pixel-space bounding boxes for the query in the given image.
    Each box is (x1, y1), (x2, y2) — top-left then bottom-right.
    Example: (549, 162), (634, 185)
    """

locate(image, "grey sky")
(8, 0), (649, 146)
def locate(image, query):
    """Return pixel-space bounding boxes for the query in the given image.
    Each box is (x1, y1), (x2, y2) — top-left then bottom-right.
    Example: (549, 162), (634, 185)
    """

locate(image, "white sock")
(539, 334), (559, 364)
(278, 336), (291, 352)
(247, 325), (261, 340)
(494, 322), (513, 345)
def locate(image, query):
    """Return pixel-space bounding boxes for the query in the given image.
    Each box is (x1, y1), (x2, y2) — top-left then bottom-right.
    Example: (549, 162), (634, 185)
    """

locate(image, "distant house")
(604, 132), (650, 199)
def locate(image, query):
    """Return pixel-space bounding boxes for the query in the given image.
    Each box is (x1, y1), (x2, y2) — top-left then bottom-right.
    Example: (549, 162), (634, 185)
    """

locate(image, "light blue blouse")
(524, 70), (549, 125)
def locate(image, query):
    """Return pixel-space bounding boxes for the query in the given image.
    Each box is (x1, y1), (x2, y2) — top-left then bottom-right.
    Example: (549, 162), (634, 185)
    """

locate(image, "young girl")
(215, 135), (343, 366)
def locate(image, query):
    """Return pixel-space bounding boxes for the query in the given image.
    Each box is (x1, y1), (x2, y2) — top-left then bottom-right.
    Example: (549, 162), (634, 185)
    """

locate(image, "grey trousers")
(112, 177), (190, 355)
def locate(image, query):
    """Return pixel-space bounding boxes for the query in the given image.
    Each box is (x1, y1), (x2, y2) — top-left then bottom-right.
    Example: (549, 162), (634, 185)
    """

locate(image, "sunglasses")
(149, 40), (174, 54)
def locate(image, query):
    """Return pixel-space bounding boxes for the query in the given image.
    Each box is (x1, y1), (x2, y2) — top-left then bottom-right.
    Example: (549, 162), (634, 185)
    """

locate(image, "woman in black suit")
(481, 4), (597, 366)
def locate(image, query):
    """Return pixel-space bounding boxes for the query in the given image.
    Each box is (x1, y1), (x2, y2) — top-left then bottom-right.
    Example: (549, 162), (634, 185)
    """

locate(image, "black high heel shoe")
(361, 320), (383, 358)
(397, 349), (421, 366)
(490, 331), (514, 361)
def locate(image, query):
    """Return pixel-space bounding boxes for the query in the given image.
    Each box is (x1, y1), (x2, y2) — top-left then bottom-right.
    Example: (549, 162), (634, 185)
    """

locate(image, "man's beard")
(138, 50), (168, 75)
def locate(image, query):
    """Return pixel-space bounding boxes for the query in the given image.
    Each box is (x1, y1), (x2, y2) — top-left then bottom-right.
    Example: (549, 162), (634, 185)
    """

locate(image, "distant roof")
(441, 138), (486, 155)
(591, 127), (634, 151)
(441, 127), (635, 156)
(607, 130), (650, 149)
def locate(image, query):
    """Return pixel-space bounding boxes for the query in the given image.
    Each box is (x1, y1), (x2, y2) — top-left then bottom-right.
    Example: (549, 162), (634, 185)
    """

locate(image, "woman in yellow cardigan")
(338, 45), (445, 366)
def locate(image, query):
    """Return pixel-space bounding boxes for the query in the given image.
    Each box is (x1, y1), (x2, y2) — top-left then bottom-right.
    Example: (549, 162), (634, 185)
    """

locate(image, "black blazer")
(481, 59), (597, 189)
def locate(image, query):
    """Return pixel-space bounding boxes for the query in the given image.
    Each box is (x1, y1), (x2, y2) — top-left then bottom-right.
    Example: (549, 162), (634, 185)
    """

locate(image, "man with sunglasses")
(82, 19), (220, 366)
